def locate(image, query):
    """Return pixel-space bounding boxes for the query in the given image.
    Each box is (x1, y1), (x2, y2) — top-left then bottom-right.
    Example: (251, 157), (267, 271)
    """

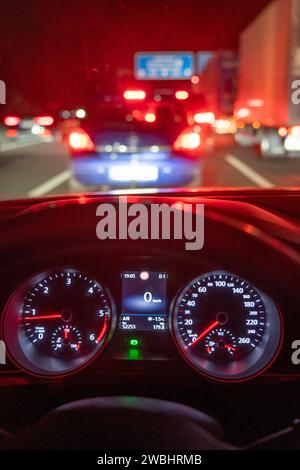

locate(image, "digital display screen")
(120, 271), (168, 332)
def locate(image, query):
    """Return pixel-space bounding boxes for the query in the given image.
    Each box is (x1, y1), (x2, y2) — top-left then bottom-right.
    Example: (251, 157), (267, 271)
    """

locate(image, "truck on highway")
(198, 50), (238, 120)
(234, 0), (300, 157)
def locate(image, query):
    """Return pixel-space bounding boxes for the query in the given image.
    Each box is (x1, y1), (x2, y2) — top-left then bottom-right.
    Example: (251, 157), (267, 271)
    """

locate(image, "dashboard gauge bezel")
(1, 267), (116, 378)
(171, 270), (283, 382)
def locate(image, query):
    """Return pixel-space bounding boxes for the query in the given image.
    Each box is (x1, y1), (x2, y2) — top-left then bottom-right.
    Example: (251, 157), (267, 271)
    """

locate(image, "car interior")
(1, 0), (300, 459)
(0, 188), (299, 450)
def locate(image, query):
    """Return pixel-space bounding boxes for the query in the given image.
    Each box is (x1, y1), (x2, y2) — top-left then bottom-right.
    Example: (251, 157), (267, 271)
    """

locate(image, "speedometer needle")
(191, 320), (219, 347)
(23, 313), (62, 321)
(225, 344), (236, 352)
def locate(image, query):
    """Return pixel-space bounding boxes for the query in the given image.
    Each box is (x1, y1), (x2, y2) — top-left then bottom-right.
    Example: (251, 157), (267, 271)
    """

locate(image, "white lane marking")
(225, 154), (275, 188)
(27, 170), (71, 197)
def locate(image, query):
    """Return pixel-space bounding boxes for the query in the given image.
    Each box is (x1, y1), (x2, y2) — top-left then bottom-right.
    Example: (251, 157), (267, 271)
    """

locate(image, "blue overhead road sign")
(134, 52), (195, 80)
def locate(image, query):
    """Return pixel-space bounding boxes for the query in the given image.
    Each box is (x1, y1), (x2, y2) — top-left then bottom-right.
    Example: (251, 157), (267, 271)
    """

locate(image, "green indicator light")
(127, 348), (141, 360)
(129, 338), (139, 347)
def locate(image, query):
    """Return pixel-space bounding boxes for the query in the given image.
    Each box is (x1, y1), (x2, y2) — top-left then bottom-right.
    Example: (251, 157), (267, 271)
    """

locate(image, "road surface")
(1, 134), (300, 200)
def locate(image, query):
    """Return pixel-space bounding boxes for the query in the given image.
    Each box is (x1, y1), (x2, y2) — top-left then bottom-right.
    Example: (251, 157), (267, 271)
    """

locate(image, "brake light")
(289, 125), (300, 137)
(278, 126), (288, 137)
(123, 90), (146, 100)
(6, 129), (17, 138)
(193, 112), (215, 124)
(144, 112), (156, 123)
(4, 116), (21, 126)
(236, 107), (250, 118)
(175, 90), (189, 100)
(68, 129), (95, 152)
(191, 75), (200, 84)
(34, 115), (54, 126)
(174, 128), (201, 151)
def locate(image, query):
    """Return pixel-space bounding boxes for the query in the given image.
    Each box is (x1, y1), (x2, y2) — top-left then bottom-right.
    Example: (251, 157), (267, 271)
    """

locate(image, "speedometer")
(2, 268), (115, 377)
(172, 271), (282, 381)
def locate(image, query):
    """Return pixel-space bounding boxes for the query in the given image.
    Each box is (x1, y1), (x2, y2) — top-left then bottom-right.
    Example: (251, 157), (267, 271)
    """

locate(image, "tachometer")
(2, 268), (115, 377)
(172, 271), (282, 381)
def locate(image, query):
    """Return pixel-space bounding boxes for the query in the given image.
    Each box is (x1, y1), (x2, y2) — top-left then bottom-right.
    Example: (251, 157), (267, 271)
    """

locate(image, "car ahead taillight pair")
(3, 115), (54, 127)
(68, 127), (201, 154)
(68, 128), (95, 153)
(173, 128), (201, 152)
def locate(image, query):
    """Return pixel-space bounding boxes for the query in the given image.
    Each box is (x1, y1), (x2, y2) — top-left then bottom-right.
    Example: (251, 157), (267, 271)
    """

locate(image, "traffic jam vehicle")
(66, 92), (204, 190)
(234, 0), (300, 157)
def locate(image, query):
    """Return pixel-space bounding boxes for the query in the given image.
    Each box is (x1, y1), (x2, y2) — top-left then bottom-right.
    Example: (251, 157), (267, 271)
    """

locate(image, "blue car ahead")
(67, 102), (203, 190)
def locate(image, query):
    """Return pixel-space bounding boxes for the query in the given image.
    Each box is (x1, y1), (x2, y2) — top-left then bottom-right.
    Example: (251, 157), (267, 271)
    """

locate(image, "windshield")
(1, 0), (299, 200)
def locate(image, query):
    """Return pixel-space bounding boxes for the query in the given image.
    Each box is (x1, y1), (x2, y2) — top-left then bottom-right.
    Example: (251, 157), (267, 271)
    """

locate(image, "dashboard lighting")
(140, 271), (150, 280)
(127, 348), (141, 360)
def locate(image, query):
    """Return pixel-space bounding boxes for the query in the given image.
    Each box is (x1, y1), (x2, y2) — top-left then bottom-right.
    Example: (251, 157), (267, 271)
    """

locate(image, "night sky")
(0, 0), (271, 111)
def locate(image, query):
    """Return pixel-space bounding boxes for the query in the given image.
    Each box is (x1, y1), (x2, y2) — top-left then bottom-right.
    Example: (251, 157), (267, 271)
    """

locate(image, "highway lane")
(1, 135), (300, 199)
(0, 140), (70, 199)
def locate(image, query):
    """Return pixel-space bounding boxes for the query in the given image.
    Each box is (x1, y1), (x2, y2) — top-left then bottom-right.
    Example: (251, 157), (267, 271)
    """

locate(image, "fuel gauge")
(205, 328), (237, 360)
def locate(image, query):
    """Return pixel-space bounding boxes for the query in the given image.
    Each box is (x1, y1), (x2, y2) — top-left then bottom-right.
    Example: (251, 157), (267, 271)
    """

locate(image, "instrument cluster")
(1, 266), (283, 382)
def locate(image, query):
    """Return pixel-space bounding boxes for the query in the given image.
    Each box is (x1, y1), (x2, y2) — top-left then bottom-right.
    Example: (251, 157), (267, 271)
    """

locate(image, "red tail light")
(68, 128), (95, 153)
(174, 128), (201, 151)
(6, 129), (18, 138)
(144, 112), (156, 123)
(193, 112), (215, 124)
(278, 126), (288, 137)
(123, 90), (146, 100)
(289, 125), (300, 137)
(34, 115), (54, 126)
(175, 90), (189, 100)
(4, 116), (21, 127)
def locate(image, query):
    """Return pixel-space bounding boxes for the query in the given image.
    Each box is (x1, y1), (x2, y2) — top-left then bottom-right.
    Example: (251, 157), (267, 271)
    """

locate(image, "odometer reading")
(172, 271), (282, 381)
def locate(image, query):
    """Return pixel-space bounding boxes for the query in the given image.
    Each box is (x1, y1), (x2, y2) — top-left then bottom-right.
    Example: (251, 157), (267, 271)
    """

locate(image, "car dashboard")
(1, 188), (300, 447)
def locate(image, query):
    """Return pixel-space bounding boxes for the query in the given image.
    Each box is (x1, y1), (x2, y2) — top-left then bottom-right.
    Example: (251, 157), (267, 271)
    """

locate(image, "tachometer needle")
(23, 313), (62, 321)
(191, 320), (219, 347)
